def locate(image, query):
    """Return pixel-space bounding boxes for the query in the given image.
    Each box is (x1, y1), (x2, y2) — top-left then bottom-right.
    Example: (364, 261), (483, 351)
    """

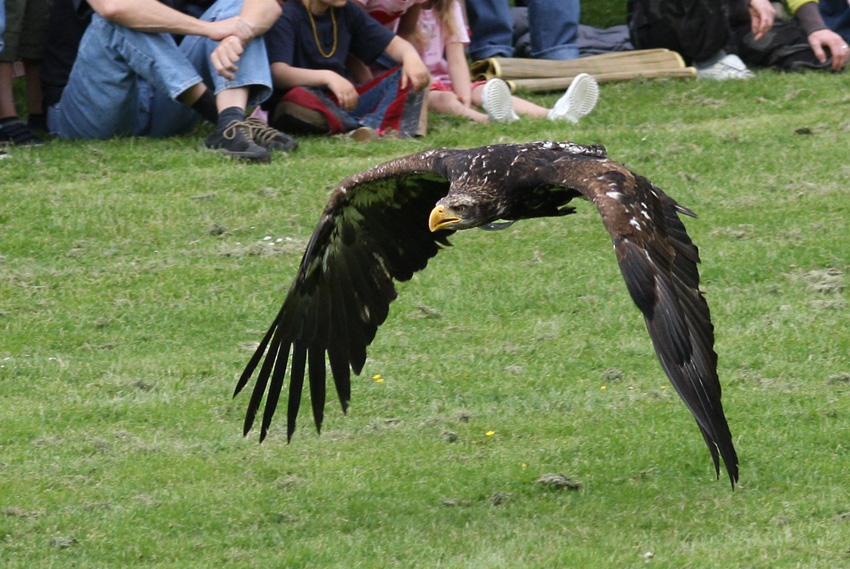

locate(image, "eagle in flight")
(233, 141), (739, 487)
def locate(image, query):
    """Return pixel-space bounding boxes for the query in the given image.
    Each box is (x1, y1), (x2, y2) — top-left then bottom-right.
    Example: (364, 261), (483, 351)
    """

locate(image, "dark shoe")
(204, 120), (270, 163)
(0, 119), (44, 146)
(244, 118), (299, 152)
(270, 101), (330, 135)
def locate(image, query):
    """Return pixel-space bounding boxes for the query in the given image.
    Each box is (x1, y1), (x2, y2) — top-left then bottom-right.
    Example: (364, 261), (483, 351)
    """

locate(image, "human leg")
(465, 0), (515, 60)
(819, 0), (850, 44)
(178, 0), (273, 110)
(528, 0), (580, 60)
(627, 0), (730, 63)
(48, 15), (202, 139)
(352, 68), (426, 138)
(0, 1), (46, 145)
(0, 1), (5, 53)
(428, 90), (489, 123)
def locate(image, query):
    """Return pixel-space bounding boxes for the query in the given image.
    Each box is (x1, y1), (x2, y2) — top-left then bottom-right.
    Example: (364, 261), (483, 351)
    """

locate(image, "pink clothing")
(354, 0), (428, 25)
(418, 3), (470, 88)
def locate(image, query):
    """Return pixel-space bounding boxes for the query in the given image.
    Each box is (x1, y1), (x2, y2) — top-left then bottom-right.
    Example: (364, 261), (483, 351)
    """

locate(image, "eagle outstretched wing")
(234, 141), (738, 486)
(535, 154), (738, 486)
(234, 148), (460, 442)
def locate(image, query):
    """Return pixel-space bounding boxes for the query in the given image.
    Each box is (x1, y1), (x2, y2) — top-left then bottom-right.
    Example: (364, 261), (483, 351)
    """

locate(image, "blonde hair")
(430, 0), (462, 40)
(418, 0), (462, 52)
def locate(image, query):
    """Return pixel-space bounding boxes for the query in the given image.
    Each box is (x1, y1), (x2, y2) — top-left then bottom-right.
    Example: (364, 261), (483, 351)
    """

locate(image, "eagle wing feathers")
(235, 151), (458, 442)
(234, 141), (738, 486)
(535, 155), (737, 485)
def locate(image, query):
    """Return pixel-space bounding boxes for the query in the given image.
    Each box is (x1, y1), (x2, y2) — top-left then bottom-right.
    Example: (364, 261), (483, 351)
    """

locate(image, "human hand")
(207, 16), (255, 45)
(748, 0), (775, 41)
(808, 29), (849, 71)
(210, 35), (244, 80)
(326, 72), (359, 111)
(401, 56), (431, 92)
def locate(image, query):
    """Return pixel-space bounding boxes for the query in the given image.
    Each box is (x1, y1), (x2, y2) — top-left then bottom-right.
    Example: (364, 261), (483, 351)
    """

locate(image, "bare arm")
(383, 36), (431, 91)
(270, 62), (360, 111)
(88, 0), (281, 42)
(445, 41), (472, 107)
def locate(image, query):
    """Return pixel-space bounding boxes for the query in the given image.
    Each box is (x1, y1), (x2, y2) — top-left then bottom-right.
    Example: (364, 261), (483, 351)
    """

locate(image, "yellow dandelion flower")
(486, 430), (496, 437)
(600, 385), (607, 390)
(521, 463), (528, 469)
(372, 374), (384, 383)
(661, 385), (668, 389)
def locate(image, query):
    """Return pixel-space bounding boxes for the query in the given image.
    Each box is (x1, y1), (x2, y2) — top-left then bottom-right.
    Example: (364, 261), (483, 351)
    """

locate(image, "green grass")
(2, 70), (850, 568)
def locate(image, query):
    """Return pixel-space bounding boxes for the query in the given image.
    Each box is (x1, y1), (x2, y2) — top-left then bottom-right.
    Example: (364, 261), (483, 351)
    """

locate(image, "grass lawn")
(2, 67), (850, 567)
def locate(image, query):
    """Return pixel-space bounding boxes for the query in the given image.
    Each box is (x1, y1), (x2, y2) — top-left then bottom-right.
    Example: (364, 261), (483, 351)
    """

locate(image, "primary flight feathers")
(233, 141), (739, 486)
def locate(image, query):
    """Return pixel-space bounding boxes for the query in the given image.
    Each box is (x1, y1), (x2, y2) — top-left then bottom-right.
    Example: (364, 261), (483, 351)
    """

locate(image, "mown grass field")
(2, 65), (849, 567)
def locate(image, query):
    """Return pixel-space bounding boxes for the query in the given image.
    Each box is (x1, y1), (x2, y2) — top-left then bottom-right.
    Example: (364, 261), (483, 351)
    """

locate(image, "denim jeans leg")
(0, 1), (5, 53)
(350, 69), (401, 130)
(465, 0), (515, 60)
(48, 15), (202, 139)
(178, 0), (273, 108)
(528, 0), (580, 60)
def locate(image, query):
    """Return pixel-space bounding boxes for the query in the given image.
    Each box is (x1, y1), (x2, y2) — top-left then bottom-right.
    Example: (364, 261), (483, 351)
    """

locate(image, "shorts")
(0, 0), (52, 62)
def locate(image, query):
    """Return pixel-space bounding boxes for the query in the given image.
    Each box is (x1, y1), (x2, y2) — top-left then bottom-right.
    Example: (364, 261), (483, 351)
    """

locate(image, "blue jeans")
(819, 0), (850, 44)
(466, 0), (579, 61)
(48, 0), (273, 140)
(0, 1), (5, 54)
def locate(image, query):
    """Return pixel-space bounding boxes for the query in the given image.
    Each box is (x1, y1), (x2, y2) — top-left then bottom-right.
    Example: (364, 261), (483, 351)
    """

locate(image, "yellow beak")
(429, 205), (461, 232)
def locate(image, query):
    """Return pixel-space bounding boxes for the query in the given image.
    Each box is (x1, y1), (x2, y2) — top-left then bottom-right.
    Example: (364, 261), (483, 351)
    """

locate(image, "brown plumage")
(233, 141), (739, 486)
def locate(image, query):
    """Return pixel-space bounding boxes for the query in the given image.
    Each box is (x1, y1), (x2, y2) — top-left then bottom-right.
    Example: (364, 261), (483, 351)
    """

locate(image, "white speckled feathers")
(233, 141), (738, 487)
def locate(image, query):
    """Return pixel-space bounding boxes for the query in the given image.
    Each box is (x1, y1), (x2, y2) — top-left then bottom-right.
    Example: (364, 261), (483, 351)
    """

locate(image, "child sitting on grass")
(416, 0), (599, 124)
(263, 0), (431, 139)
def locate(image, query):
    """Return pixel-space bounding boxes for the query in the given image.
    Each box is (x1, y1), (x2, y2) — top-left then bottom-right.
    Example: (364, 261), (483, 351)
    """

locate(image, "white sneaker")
(695, 52), (754, 80)
(481, 78), (516, 124)
(547, 72), (599, 123)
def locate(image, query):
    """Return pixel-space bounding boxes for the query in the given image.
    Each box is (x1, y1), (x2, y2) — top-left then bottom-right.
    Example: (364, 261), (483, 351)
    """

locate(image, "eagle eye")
(454, 205), (466, 214)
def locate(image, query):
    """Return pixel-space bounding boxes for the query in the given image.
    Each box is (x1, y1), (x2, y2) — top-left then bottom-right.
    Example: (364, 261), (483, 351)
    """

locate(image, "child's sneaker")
(481, 78), (516, 124)
(547, 73), (599, 123)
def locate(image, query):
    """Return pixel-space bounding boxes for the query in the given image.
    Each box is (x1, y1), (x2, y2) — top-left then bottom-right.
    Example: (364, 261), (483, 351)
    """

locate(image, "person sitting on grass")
(42, 0), (297, 163)
(262, 0), (431, 140)
(416, 0), (599, 125)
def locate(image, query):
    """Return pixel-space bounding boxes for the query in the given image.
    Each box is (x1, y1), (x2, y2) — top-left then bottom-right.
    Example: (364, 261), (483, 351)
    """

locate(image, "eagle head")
(428, 196), (500, 232)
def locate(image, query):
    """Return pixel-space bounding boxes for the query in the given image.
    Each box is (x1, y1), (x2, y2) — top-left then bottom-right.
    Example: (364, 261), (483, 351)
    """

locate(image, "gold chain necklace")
(306, 6), (338, 59)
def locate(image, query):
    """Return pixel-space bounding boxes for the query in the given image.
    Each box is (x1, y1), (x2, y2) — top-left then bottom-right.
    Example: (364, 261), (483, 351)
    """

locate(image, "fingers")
(833, 44), (849, 71)
(211, 36), (244, 80)
(808, 30), (849, 71)
(334, 85), (359, 111)
(748, 0), (775, 42)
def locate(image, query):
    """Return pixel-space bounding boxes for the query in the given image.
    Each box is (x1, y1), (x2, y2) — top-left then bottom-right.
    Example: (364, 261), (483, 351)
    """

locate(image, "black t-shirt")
(41, 0), (216, 108)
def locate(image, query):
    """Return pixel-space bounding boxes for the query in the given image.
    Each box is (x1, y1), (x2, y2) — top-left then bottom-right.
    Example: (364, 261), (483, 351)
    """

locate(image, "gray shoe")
(695, 52), (755, 80)
(204, 120), (271, 163)
(244, 118), (299, 153)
